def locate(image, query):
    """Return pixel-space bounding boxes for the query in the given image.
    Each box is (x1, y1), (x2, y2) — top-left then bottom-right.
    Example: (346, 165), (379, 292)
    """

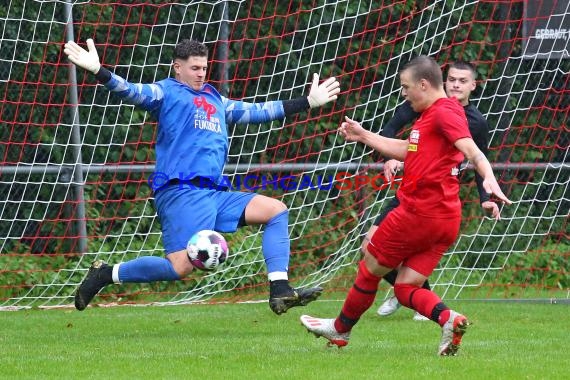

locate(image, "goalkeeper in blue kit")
(64, 38), (340, 314)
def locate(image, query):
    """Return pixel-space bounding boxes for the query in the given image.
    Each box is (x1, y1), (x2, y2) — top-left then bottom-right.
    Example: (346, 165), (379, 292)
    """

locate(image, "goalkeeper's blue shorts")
(153, 182), (255, 254)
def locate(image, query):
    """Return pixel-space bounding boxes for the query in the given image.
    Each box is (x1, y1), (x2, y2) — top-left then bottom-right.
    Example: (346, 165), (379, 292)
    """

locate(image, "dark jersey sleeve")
(465, 104), (491, 204)
(380, 100), (419, 138)
(282, 97), (310, 116)
(95, 67), (112, 83)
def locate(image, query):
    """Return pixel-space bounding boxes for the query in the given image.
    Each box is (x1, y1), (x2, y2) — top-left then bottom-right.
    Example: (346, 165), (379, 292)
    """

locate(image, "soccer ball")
(186, 230), (229, 271)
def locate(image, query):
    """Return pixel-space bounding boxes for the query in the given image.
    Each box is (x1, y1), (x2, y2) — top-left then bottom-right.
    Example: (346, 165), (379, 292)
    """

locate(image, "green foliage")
(498, 241), (569, 289)
(0, 252), (79, 301)
(0, 1), (567, 306)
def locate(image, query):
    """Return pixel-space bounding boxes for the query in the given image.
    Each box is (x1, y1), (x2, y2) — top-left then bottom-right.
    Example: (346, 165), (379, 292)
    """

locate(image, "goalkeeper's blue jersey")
(101, 74), (286, 184)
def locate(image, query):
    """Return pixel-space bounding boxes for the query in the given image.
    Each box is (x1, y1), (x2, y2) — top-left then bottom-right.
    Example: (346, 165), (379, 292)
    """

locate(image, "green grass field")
(2, 300), (568, 380)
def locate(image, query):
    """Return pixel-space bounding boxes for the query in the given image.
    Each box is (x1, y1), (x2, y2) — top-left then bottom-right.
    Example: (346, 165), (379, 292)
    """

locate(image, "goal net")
(0, 0), (568, 309)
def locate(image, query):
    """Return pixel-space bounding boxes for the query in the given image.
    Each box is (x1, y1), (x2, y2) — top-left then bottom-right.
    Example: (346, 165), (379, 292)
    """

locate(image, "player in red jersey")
(300, 56), (511, 356)
(376, 61), (499, 321)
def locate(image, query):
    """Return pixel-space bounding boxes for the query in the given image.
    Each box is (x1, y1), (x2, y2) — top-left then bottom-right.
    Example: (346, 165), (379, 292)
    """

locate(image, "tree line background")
(0, 0), (567, 303)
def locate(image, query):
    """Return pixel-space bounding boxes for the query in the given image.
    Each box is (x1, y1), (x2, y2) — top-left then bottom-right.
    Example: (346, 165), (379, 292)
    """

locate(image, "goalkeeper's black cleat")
(74, 260), (112, 311)
(269, 286), (323, 315)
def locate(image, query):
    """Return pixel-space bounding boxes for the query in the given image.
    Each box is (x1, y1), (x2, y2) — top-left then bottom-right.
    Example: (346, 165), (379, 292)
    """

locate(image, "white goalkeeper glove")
(307, 73), (340, 108)
(64, 38), (101, 74)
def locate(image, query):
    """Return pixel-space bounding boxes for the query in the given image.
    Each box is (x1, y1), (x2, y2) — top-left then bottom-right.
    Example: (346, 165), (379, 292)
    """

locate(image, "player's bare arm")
(339, 116), (408, 161)
(455, 137), (512, 209)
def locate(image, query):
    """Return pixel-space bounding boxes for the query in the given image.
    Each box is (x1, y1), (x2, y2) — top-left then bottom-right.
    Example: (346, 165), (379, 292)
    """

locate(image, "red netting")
(0, 0), (567, 308)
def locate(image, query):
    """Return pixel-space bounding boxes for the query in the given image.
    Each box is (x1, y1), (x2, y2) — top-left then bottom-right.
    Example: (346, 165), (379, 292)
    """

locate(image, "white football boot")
(300, 315), (350, 347)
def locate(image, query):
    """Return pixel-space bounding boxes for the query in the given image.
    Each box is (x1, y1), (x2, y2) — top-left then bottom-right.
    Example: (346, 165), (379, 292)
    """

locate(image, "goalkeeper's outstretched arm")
(64, 39), (162, 112)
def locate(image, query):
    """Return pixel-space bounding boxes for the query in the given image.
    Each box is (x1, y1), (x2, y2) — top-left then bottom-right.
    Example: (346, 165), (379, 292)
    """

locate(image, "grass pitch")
(1, 300), (567, 380)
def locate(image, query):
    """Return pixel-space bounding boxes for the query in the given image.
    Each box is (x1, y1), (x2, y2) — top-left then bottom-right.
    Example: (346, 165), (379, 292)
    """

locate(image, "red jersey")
(396, 97), (472, 218)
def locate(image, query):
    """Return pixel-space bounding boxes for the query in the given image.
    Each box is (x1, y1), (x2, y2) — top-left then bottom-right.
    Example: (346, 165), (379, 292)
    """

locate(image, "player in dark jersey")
(300, 56), (511, 355)
(64, 39), (340, 314)
(376, 61), (500, 320)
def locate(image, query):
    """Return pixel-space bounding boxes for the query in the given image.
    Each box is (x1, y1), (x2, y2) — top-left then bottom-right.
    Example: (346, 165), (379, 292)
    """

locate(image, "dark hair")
(401, 55), (443, 87)
(448, 60), (477, 79)
(173, 39), (208, 60)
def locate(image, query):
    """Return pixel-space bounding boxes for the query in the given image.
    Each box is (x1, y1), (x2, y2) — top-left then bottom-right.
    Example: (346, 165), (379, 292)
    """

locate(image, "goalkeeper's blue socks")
(262, 210), (291, 280)
(117, 256), (180, 283)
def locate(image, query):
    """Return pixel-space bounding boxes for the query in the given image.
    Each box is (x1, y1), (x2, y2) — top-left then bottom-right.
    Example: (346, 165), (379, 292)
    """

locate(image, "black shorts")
(373, 196), (400, 226)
